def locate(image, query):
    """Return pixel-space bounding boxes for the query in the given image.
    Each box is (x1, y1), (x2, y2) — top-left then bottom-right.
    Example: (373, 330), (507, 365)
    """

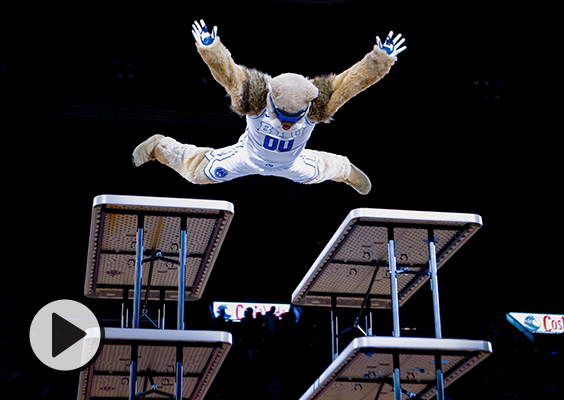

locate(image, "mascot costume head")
(268, 73), (318, 133)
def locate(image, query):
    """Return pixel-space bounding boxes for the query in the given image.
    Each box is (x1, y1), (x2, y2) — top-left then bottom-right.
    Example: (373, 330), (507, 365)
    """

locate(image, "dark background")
(1, 1), (560, 399)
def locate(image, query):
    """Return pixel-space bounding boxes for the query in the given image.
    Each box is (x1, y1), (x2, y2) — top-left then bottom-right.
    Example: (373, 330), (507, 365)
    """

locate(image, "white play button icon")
(30, 299), (103, 371)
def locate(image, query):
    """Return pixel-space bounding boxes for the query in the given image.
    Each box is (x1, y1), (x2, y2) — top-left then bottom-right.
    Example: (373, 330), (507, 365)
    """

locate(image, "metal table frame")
(83, 195), (234, 400)
(78, 328), (232, 400)
(85, 194), (234, 327)
(292, 208), (485, 400)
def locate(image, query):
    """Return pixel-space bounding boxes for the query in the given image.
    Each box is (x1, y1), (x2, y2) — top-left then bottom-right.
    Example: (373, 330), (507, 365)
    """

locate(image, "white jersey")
(245, 108), (315, 168)
(203, 108), (319, 183)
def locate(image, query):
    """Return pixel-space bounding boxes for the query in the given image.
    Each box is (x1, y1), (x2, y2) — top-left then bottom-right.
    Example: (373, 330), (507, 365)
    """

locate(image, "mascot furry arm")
(194, 21), (399, 122)
(132, 20), (405, 194)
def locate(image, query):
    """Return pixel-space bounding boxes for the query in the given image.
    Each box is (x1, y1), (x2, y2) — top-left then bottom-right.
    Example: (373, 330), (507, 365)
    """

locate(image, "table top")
(78, 327), (232, 400)
(298, 336), (492, 400)
(292, 208), (482, 309)
(84, 195), (234, 301)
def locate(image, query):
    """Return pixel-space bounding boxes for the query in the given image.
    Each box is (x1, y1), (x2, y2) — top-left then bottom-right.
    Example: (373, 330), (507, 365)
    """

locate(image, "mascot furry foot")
(132, 21), (406, 195)
(132, 134), (164, 167)
(345, 164), (372, 195)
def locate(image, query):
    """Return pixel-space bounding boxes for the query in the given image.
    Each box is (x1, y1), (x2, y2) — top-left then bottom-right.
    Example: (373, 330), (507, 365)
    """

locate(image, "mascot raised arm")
(133, 20), (406, 194)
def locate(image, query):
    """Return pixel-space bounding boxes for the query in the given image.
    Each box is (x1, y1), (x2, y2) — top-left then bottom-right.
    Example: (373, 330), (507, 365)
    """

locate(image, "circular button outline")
(29, 299), (104, 371)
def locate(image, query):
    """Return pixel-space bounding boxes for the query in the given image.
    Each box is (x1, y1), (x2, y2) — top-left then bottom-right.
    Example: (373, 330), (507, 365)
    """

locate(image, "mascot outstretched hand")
(133, 20), (406, 194)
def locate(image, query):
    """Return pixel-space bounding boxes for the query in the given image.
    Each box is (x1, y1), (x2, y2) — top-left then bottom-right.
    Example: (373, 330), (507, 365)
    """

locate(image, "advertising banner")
(212, 301), (292, 322)
(507, 312), (564, 339)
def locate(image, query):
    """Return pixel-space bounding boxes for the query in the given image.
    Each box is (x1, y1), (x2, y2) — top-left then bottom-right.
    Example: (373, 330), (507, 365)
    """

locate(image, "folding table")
(81, 195), (234, 399)
(78, 328), (232, 400)
(292, 208), (490, 400)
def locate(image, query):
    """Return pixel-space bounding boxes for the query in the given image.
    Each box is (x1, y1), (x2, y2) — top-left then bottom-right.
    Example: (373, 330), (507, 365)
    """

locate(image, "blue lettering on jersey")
(263, 136), (278, 150)
(262, 135), (295, 152)
(278, 139), (294, 152)
(258, 121), (274, 135)
(292, 128), (305, 138)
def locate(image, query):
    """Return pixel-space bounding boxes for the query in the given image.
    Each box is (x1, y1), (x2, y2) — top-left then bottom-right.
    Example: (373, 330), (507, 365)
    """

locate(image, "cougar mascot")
(133, 20), (406, 194)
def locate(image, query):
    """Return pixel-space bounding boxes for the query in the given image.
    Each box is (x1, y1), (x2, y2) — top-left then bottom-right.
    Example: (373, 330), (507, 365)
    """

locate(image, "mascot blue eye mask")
(270, 96), (308, 123)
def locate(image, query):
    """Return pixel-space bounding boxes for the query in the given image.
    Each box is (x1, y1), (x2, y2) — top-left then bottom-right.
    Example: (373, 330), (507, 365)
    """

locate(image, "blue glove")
(376, 31), (406, 57)
(192, 19), (218, 46)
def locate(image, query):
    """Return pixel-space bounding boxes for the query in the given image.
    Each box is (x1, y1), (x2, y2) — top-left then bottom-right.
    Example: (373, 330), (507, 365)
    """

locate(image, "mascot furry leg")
(133, 135), (215, 185)
(133, 134), (371, 193)
(301, 148), (371, 194)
